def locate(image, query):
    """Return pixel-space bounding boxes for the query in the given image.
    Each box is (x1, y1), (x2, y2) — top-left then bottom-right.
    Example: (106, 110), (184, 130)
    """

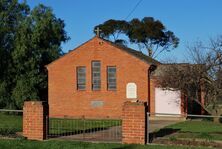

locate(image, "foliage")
(127, 17), (179, 57)
(157, 36), (222, 120)
(94, 17), (179, 57)
(169, 136), (177, 141)
(0, 0), (69, 109)
(94, 19), (129, 42)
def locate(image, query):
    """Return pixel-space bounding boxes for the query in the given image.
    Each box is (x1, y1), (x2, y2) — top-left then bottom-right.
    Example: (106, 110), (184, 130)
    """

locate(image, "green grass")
(0, 113), (121, 136)
(1, 112), (222, 143)
(0, 139), (212, 149)
(0, 113), (22, 135)
(49, 118), (121, 135)
(163, 120), (222, 141)
(166, 120), (222, 133)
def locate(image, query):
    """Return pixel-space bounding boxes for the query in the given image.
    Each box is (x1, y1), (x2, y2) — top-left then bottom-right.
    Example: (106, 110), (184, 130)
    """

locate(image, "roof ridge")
(46, 36), (160, 68)
(99, 37), (160, 65)
(45, 36), (97, 68)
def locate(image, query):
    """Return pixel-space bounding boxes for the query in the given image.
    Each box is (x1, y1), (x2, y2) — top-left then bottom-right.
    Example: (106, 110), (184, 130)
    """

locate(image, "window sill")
(107, 89), (117, 91)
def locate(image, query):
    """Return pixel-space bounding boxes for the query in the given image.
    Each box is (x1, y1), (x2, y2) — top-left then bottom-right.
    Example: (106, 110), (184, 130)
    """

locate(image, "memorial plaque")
(126, 83), (137, 99)
(91, 100), (104, 108)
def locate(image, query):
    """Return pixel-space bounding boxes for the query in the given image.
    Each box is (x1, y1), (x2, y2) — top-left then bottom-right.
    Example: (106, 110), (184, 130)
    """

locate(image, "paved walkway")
(56, 126), (122, 143)
(51, 120), (183, 142)
(149, 120), (183, 133)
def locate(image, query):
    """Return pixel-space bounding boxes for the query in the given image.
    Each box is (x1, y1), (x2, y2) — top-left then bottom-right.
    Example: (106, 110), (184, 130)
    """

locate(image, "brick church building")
(46, 36), (192, 118)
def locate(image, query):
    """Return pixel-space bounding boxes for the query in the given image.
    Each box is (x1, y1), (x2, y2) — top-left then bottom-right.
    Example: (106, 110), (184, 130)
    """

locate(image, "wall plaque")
(126, 83), (137, 99)
(91, 100), (104, 108)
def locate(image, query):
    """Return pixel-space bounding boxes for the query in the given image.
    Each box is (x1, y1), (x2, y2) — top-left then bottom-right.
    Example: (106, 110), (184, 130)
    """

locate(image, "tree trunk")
(213, 117), (221, 123)
(212, 110), (222, 123)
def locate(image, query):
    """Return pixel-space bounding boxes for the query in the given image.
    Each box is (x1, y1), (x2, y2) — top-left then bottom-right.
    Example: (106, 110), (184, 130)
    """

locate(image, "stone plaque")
(126, 83), (137, 99)
(91, 101), (104, 108)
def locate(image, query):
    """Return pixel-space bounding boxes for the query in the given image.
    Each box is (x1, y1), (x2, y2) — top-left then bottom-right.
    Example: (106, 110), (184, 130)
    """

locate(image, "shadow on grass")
(149, 128), (180, 143)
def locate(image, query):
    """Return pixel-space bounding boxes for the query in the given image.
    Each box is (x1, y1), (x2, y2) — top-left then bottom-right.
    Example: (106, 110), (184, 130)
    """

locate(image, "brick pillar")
(23, 101), (48, 140)
(122, 101), (147, 144)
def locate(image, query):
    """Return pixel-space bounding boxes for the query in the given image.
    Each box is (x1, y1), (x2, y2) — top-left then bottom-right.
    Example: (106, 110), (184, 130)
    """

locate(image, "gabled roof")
(46, 36), (160, 68)
(102, 38), (160, 65)
(152, 63), (205, 77)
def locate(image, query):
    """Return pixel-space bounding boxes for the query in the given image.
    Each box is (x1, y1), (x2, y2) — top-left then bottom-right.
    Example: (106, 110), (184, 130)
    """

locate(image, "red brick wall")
(47, 37), (152, 118)
(122, 101), (147, 144)
(23, 101), (48, 140)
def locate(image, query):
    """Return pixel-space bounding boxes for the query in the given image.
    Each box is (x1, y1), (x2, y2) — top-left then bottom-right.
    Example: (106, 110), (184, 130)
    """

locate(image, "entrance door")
(155, 88), (181, 116)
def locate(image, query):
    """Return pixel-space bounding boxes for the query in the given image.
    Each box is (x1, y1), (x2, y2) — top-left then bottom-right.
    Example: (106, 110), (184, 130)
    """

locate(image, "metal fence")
(47, 117), (122, 143)
(147, 112), (222, 148)
(0, 109), (23, 138)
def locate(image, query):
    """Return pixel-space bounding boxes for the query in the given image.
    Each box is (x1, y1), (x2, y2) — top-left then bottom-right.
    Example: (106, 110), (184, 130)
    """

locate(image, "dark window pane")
(92, 61), (101, 67)
(92, 61), (101, 90)
(92, 84), (100, 90)
(108, 78), (116, 83)
(107, 66), (116, 90)
(78, 84), (86, 90)
(77, 67), (86, 90)
(93, 73), (100, 78)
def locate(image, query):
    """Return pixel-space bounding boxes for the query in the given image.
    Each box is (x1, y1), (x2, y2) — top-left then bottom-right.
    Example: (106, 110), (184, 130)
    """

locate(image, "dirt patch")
(153, 138), (222, 148)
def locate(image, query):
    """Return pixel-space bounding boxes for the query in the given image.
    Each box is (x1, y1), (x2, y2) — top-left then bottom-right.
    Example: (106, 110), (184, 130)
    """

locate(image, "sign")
(126, 83), (137, 99)
(91, 101), (104, 108)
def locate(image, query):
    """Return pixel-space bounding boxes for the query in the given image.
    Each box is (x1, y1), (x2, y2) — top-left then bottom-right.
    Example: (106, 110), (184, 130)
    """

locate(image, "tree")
(94, 17), (179, 57)
(156, 36), (222, 122)
(94, 19), (129, 46)
(0, 1), (69, 109)
(0, 0), (29, 108)
(127, 17), (179, 58)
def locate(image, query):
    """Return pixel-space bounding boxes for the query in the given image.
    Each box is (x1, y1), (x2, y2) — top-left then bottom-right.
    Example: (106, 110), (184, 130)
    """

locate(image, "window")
(92, 61), (101, 90)
(107, 66), (116, 90)
(77, 66), (86, 90)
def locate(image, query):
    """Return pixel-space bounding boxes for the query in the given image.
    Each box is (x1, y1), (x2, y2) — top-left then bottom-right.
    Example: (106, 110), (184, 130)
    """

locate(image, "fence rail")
(0, 109), (23, 112)
(148, 112), (222, 118)
(1, 107), (222, 147)
(47, 117), (122, 143)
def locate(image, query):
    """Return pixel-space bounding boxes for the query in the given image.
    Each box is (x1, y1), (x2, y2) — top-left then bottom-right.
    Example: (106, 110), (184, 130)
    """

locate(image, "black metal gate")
(47, 117), (122, 143)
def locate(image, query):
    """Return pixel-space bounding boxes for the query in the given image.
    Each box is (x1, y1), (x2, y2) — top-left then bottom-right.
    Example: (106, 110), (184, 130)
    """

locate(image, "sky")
(26, 0), (222, 62)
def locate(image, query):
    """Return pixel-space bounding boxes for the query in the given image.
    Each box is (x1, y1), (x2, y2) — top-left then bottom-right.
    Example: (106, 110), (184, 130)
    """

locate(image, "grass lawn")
(1, 112), (222, 144)
(0, 113), (121, 136)
(163, 120), (222, 141)
(0, 113), (22, 135)
(0, 139), (213, 149)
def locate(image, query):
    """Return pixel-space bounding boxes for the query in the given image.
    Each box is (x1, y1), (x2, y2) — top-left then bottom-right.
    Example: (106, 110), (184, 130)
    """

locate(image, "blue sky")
(26, 0), (222, 62)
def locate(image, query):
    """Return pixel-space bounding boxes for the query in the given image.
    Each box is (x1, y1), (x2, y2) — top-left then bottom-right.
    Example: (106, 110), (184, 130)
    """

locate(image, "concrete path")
(149, 120), (183, 133)
(51, 120), (183, 142)
(56, 126), (122, 143)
